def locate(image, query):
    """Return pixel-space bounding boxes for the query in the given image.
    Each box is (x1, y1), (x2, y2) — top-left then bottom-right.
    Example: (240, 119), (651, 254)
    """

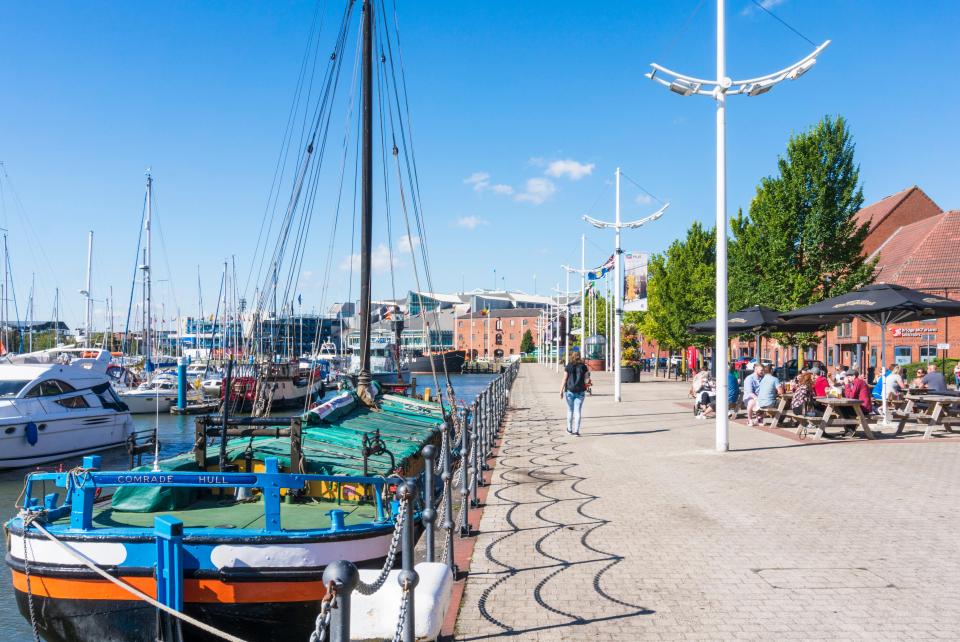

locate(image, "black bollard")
(422, 444), (436, 563)
(322, 560), (359, 642)
(398, 480), (420, 642)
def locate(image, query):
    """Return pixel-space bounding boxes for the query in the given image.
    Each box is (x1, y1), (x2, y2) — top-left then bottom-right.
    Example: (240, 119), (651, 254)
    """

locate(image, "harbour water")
(0, 372), (495, 640)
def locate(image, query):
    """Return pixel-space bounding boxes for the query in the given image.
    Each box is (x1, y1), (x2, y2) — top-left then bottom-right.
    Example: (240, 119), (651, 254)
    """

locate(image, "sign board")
(891, 327), (937, 337)
(622, 252), (649, 312)
(937, 343), (951, 350)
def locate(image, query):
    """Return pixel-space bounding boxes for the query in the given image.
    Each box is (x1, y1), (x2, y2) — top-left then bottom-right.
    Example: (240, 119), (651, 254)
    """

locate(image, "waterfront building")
(455, 309), (543, 359)
(725, 186), (960, 375)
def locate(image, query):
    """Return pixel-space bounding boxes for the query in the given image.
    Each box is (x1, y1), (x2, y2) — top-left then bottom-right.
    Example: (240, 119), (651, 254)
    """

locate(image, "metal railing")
(316, 360), (520, 642)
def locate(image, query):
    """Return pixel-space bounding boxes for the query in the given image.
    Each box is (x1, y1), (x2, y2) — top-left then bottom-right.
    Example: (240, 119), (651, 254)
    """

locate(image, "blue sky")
(1, 0), (958, 332)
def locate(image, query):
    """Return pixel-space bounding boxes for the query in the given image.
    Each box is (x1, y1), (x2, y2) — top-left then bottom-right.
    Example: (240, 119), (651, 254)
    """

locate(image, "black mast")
(357, 0), (374, 403)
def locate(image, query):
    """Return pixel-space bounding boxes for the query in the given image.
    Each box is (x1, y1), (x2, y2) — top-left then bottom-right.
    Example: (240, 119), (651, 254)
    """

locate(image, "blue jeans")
(565, 391), (585, 434)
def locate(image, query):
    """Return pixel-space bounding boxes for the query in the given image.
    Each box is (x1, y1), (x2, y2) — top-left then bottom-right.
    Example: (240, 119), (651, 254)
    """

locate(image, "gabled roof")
(873, 210), (960, 290)
(854, 186), (939, 232)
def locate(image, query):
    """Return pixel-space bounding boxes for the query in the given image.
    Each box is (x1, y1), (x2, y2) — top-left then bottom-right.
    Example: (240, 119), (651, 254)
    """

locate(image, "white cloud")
(635, 193), (653, 205)
(742, 0), (786, 15)
(463, 172), (491, 192)
(396, 234), (420, 253)
(464, 172), (514, 197)
(339, 244), (398, 273)
(544, 159), (594, 181)
(514, 178), (557, 205)
(456, 216), (488, 230)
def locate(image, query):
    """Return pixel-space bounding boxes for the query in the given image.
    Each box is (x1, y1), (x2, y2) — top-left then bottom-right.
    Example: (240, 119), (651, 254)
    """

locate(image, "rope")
(20, 514), (248, 642)
(749, 0), (818, 47)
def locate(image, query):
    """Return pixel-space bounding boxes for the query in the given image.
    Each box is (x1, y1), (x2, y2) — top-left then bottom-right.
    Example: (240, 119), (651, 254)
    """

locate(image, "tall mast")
(54, 287), (59, 346)
(143, 173), (153, 373)
(356, 0), (374, 401)
(84, 231), (93, 348)
(27, 273), (33, 352)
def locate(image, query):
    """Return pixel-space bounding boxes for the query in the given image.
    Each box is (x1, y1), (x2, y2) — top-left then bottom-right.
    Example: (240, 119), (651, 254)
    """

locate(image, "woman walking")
(561, 351), (591, 435)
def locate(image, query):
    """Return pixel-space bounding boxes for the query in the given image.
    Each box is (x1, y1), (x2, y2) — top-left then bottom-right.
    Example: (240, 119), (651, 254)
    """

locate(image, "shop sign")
(891, 327), (937, 337)
(937, 343), (951, 350)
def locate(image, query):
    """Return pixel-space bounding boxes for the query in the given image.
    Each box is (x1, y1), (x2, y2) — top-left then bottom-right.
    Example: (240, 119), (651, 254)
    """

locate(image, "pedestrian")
(560, 351), (590, 435)
(953, 361), (960, 389)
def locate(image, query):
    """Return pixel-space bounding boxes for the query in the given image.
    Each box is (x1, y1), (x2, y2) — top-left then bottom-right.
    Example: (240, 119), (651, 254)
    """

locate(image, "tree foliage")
(729, 115), (876, 346)
(520, 329), (535, 354)
(641, 222), (716, 351)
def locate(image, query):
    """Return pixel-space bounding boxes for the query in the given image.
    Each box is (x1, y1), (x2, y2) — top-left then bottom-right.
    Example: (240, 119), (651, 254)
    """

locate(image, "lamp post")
(646, 0), (829, 450)
(584, 167), (668, 403)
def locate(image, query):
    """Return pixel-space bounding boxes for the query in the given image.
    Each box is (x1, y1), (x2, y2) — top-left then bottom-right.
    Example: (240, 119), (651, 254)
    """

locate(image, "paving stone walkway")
(454, 365), (960, 641)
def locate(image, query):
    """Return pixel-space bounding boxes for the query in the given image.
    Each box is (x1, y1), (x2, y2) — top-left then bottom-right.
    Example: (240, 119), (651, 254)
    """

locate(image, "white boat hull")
(0, 412), (134, 470)
(118, 392), (177, 414)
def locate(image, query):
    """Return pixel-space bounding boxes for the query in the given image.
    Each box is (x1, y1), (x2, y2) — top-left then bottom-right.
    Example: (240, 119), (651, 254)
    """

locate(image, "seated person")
(884, 365), (906, 400)
(689, 367), (716, 418)
(872, 367), (892, 400)
(921, 363), (956, 395)
(743, 363), (763, 426)
(754, 365), (783, 424)
(727, 364), (739, 409)
(811, 366), (830, 398)
(791, 371), (815, 416)
(842, 370), (874, 428)
(910, 368), (926, 389)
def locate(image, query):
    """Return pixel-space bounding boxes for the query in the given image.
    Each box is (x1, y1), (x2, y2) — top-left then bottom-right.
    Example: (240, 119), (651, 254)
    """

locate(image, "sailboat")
(5, 3), (457, 640)
(117, 173), (177, 414)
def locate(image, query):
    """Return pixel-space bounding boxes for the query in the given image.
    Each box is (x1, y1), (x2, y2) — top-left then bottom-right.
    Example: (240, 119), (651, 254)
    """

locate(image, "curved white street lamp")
(646, 0), (828, 452)
(583, 167), (669, 403)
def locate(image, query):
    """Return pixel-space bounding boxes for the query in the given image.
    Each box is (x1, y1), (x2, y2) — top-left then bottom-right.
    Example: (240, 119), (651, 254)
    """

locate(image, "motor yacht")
(0, 348), (134, 469)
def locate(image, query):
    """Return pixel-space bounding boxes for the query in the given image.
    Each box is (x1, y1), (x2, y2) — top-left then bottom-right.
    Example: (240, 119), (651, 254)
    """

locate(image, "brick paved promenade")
(454, 365), (960, 640)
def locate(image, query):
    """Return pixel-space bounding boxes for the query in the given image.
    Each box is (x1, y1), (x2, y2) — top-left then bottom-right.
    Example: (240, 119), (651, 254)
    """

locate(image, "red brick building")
(455, 309), (542, 359)
(726, 186), (960, 375)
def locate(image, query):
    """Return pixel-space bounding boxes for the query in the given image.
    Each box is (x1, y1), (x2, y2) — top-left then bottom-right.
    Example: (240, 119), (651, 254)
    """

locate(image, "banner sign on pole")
(623, 252), (649, 312)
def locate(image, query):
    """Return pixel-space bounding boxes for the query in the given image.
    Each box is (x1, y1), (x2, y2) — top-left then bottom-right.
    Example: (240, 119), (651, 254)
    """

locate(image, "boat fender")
(25, 422), (39, 446)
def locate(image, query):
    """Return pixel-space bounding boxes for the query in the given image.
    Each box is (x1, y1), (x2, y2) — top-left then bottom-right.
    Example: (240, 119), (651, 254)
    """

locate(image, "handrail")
(19, 456), (403, 532)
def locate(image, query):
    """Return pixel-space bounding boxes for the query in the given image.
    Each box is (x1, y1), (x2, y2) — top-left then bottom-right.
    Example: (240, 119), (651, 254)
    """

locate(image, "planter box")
(620, 366), (637, 383)
(585, 359), (606, 372)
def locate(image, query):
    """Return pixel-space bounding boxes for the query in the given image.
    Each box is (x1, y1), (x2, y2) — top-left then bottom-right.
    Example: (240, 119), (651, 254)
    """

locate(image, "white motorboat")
(201, 372), (224, 398)
(117, 378), (178, 414)
(348, 339), (409, 382)
(0, 348), (134, 469)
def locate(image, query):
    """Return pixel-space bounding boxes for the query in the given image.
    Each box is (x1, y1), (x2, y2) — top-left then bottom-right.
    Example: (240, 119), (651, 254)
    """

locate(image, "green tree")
(641, 222), (716, 354)
(730, 115), (876, 349)
(520, 329), (535, 354)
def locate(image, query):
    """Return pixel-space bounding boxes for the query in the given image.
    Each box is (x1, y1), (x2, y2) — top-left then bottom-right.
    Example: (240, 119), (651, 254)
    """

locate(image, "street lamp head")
(787, 58), (817, 80)
(79, 289), (89, 296)
(668, 78), (700, 96)
(746, 79), (777, 96)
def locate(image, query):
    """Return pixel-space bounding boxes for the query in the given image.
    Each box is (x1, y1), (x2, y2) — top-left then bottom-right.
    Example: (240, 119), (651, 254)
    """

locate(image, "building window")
(509, 333), (514, 340)
(837, 322), (852, 339)
(894, 346), (912, 365)
(495, 319), (503, 331)
(870, 347), (877, 368)
(920, 345), (938, 362)
(458, 321), (463, 328)
(510, 348), (515, 355)
(522, 319), (528, 326)
(495, 334), (503, 345)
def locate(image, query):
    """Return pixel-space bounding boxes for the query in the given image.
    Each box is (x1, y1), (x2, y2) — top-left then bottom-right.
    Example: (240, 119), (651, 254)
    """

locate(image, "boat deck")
(52, 496), (382, 531)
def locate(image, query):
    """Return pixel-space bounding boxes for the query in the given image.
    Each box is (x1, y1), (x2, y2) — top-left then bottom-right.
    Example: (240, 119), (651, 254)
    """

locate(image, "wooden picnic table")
(810, 396), (877, 440)
(894, 393), (960, 439)
(758, 392), (793, 428)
